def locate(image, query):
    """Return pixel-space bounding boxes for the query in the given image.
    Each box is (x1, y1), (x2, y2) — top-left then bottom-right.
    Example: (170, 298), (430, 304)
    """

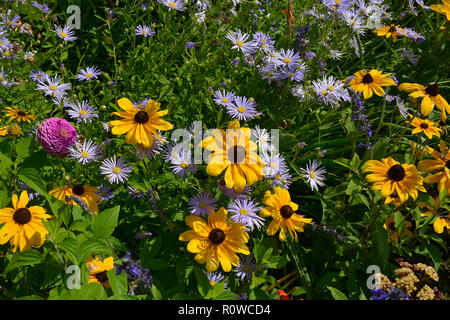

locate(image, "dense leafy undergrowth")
(0, 0), (449, 300)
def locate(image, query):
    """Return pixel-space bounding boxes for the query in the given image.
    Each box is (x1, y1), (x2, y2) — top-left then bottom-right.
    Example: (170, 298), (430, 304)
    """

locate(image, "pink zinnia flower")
(36, 118), (77, 157)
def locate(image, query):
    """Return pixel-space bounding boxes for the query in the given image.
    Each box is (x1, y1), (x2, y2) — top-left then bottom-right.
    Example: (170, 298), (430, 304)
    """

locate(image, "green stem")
(286, 241), (313, 299)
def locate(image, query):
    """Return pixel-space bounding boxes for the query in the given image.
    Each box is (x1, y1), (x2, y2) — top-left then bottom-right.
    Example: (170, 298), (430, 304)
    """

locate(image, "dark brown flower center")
(13, 208), (32, 225)
(228, 145), (246, 164)
(420, 122), (429, 129)
(208, 228), (226, 245)
(362, 73), (374, 84)
(280, 205), (294, 219)
(72, 184), (85, 196)
(17, 110), (26, 116)
(425, 84), (439, 97)
(387, 164), (406, 181)
(446, 160), (450, 170)
(95, 271), (108, 283)
(134, 111), (149, 124)
(389, 26), (396, 33)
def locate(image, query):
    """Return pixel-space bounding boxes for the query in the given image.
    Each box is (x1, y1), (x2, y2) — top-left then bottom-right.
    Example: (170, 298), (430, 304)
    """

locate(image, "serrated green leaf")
(90, 205), (120, 238)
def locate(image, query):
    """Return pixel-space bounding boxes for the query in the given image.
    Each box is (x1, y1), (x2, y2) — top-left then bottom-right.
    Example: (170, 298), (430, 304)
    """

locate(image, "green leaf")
(249, 287), (270, 300)
(70, 283), (108, 300)
(4, 249), (44, 274)
(372, 226), (389, 268)
(205, 281), (225, 299)
(151, 283), (163, 300)
(214, 291), (238, 300)
(108, 269), (128, 296)
(0, 153), (13, 178)
(0, 188), (9, 207)
(59, 237), (80, 265)
(15, 136), (34, 160)
(144, 258), (170, 270)
(327, 286), (349, 300)
(17, 167), (48, 196)
(90, 205), (120, 238)
(265, 256), (288, 269)
(194, 266), (211, 297)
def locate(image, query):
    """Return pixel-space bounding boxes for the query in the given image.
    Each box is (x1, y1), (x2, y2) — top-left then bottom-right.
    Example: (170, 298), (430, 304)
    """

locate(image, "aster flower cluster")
(116, 252), (153, 295)
(213, 89), (258, 121)
(351, 95), (374, 150)
(309, 222), (348, 242)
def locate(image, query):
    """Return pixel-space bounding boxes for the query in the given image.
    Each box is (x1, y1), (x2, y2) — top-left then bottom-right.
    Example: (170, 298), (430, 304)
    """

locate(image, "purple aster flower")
(36, 75), (71, 100)
(226, 96), (257, 121)
(76, 66), (102, 82)
(371, 286), (408, 300)
(68, 138), (102, 164)
(226, 29), (257, 54)
(158, 0), (187, 11)
(188, 192), (217, 216)
(253, 31), (274, 51)
(96, 185), (115, 201)
(134, 134), (166, 160)
(275, 48), (302, 68)
(135, 231), (152, 240)
(206, 271), (227, 288)
(135, 25), (155, 37)
(127, 186), (146, 199)
(213, 89), (236, 107)
(232, 59), (240, 66)
(29, 69), (49, 83)
(54, 24), (77, 42)
(65, 100), (98, 124)
(186, 41), (196, 49)
(228, 198), (264, 231)
(100, 155), (133, 184)
(36, 117), (77, 157)
(300, 160), (327, 192)
(118, 252), (153, 295)
(170, 149), (197, 177)
(234, 255), (256, 281)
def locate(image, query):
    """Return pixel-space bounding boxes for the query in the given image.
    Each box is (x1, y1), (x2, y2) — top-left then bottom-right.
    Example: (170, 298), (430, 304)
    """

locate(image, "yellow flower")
(363, 157), (426, 204)
(3, 106), (36, 123)
(418, 198), (450, 234)
(201, 128), (265, 192)
(179, 207), (250, 272)
(86, 256), (114, 288)
(430, 0), (450, 20)
(373, 24), (401, 42)
(346, 69), (396, 99)
(49, 184), (102, 214)
(110, 98), (173, 148)
(0, 190), (51, 252)
(408, 114), (442, 139)
(398, 83), (450, 121)
(259, 187), (312, 242)
(417, 142), (450, 195)
(383, 216), (412, 243)
(0, 126), (6, 136)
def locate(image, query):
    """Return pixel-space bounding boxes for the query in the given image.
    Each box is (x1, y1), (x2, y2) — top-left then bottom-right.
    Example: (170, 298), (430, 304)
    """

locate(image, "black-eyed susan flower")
(0, 190), (51, 252)
(346, 69), (396, 99)
(418, 198), (450, 234)
(431, 0), (450, 20)
(408, 115), (442, 139)
(49, 184), (102, 214)
(373, 24), (401, 42)
(3, 106), (36, 123)
(259, 187), (312, 242)
(110, 98), (173, 149)
(398, 82), (450, 121)
(179, 207), (250, 272)
(201, 127), (265, 193)
(383, 216), (413, 243)
(86, 256), (114, 288)
(0, 125), (6, 136)
(417, 143), (450, 195)
(363, 157), (426, 204)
